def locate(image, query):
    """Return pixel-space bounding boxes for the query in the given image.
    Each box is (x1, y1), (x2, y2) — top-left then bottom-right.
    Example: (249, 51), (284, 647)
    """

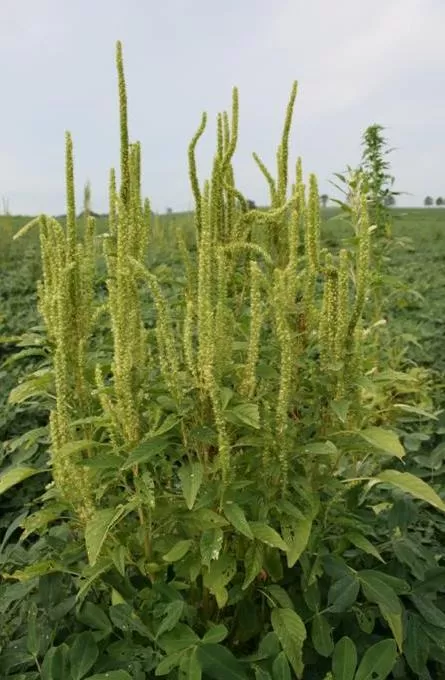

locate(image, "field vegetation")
(1, 42), (445, 680)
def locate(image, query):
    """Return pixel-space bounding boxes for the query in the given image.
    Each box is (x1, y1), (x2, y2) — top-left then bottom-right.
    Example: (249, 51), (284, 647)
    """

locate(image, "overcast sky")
(1, 0), (444, 215)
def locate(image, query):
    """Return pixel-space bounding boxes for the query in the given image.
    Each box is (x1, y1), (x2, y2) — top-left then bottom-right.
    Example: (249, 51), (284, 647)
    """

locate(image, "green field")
(1, 205), (445, 678)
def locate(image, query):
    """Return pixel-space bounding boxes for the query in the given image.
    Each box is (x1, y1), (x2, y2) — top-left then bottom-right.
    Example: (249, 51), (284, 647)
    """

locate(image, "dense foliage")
(1, 42), (445, 680)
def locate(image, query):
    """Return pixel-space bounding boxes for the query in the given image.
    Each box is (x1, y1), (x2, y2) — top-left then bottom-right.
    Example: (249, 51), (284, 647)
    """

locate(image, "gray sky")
(1, 0), (444, 215)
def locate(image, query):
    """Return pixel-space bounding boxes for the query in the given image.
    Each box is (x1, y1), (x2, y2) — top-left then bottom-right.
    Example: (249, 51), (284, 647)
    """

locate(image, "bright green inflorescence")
(18, 40), (376, 522)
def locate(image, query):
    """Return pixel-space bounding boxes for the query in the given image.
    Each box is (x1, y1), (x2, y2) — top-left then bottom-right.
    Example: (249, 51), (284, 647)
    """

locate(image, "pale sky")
(1, 0), (444, 215)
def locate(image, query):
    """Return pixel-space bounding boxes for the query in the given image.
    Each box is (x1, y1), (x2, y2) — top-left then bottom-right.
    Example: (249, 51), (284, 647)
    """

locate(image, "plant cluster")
(1, 42), (445, 680)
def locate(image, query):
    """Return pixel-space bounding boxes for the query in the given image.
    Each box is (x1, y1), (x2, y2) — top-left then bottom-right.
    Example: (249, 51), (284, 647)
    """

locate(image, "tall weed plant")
(1, 42), (444, 680)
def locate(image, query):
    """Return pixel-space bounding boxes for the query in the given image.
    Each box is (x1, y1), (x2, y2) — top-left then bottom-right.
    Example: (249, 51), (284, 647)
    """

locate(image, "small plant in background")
(1, 40), (444, 680)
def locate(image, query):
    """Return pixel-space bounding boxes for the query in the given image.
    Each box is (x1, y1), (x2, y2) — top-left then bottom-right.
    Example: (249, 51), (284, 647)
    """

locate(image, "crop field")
(1, 42), (445, 680)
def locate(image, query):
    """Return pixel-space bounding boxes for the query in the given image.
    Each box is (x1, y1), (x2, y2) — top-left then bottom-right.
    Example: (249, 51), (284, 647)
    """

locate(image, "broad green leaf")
(8, 373), (52, 404)
(27, 602), (40, 657)
(411, 593), (445, 628)
(163, 539), (193, 563)
(156, 600), (185, 638)
(332, 637), (357, 680)
(346, 532), (384, 563)
(354, 639), (397, 680)
(271, 608), (306, 679)
(85, 505), (131, 566)
(77, 602), (112, 633)
(242, 542), (263, 589)
(358, 427), (404, 458)
(41, 644), (69, 680)
(311, 614), (333, 657)
(200, 528), (224, 567)
(393, 403), (437, 419)
(224, 501), (254, 539)
(180, 647), (202, 680)
(250, 522), (288, 551)
(69, 632), (99, 680)
(225, 403), (260, 429)
(155, 651), (185, 676)
(300, 441), (338, 456)
(202, 624), (229, 644)
(272, 651), (292, 680)
(204, 554), (237, 607)
(197, 644), (248, 680)
(359, 572), (401, 613)
(157, 623), (200, 655)
(404, 614), (429, 675)
(330, 399), (350, 423)
(178, 462), (204, 510)
(121, 436), (171, 469)
(0, 466), (41, 495)
(266, 585), (295, 610)
(359, 572), (403, 650)
(375, 470), (445, 512)
(328, 575), (360, 613)
(281, 516), (312, 567)
(85, 673), (131, 680)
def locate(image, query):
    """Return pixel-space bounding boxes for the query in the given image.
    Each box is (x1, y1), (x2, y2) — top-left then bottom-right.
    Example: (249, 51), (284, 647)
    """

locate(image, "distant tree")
(424, 196), (434, 207)
(436, 197), (444, 207)
(166, 207), (173, 214)
(247, 199), (256, 210)
(320, 194), (329, 208)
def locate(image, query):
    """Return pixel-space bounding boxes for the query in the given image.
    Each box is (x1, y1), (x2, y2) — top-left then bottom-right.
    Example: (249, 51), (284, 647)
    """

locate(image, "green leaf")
(180, 647), (202, 680)
(202, 624), (229, 644)
(332, 637), (357, 680)
(359, 572), (403, 650)
(69, 632), (99, 680)
(200, 528), (224, 567)
(155, 651), (185, 676)
(196, 644), (248, 680)
(375, 470), (445, 512)
(163, 539), (193, 563)
(281, 516), (312, 567)
(330, 399), (350, 423)
(204, 554), (237, 608)
(272, 651), (292, 680)
(266, 585), (295, 610)
(157, 624), (200, 655)
(328, 575), (360, 613)
(41, 644), (69, 680)
(121, 436), (171, 469)
(27, 602), (40, 657)
(300, 441), (338, 456)
(354, 639), (397, 680)
(178, 462), (204, 510)
(77, 602), (112, 633)
(346, 532), (385, 563)
(404, 614), (429, 675)
(224, 501), (254, 539)
(85, 505), (131, 566)
(226, 403), (260, 429)
(156, 600), (185, 638)
(85, 673), (131, 680)
(0, 466), (42, 495)
(250, 522), (288, 551)
(311, 614), (333, 657)
(271, 608), (306, 679)
(358, 427), (405, 458)
(411, 593), (445, 628)
(242, 542), (263, 589)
